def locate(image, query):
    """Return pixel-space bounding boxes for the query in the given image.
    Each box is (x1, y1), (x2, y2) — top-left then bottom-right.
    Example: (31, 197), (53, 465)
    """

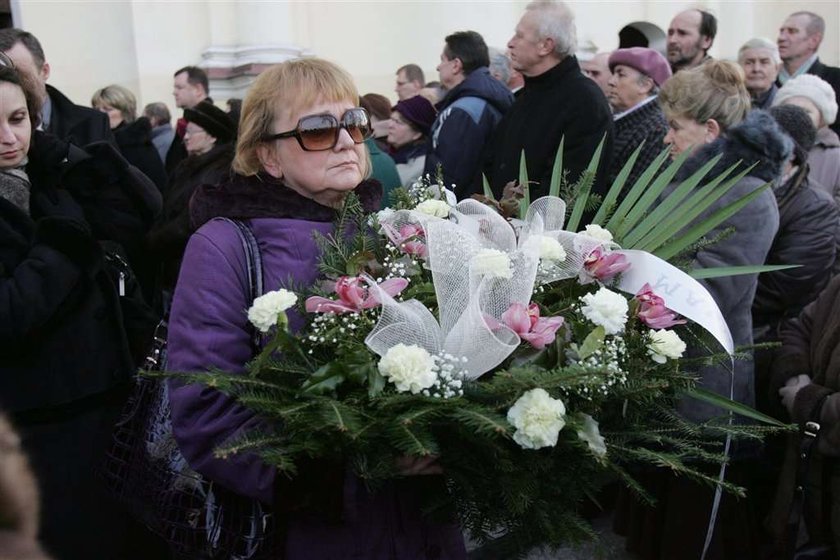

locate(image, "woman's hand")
(395, 454), (443, 476)
(778, 374), (812, 416)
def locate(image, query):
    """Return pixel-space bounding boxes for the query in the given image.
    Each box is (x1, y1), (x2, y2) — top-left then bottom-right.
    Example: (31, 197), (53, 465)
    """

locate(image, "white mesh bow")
(518, 196), (609, 285)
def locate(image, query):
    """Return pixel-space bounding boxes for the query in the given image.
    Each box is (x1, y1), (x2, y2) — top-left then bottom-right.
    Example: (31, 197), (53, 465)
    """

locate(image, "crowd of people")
(0, 1), (839, 559)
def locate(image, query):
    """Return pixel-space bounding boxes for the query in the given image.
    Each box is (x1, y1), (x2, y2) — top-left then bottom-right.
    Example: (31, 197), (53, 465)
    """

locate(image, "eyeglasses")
(262, 107), (371, 151)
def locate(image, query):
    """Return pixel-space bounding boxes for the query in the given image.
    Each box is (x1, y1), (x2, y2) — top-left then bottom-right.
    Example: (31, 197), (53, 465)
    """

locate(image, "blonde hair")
(659, 60), (750, 132)
(91, 84), (137, 123)
(234, 58), (370, 178)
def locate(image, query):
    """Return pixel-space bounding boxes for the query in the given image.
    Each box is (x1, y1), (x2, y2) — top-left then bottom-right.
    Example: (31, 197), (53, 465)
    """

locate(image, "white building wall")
(12, 0), (840, 119)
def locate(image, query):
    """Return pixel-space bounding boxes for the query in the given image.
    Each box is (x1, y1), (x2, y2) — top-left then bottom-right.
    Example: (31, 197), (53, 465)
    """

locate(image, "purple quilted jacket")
(166, 175), (466, 559)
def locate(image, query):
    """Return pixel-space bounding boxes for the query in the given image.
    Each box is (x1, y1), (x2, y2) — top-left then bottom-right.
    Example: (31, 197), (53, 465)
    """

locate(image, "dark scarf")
(390, 140), (427, 165)
(190, 172), (382, 229)
(0, 166), (31, 215)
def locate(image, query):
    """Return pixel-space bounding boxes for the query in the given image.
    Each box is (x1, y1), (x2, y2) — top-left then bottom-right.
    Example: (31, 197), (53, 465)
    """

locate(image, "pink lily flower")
(382, 223), (427, 258)
(501, 302), (565, 350)
(634, 283), (686, 329)
(305, 276), (409, 314)
(582, 246), (631, 283)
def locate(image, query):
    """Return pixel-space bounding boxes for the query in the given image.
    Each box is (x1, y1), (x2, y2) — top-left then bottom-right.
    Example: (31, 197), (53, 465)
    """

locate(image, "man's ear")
(539, 37), (556, 57)
(41, 61), (50, 82)
(257, 144), (282, 179)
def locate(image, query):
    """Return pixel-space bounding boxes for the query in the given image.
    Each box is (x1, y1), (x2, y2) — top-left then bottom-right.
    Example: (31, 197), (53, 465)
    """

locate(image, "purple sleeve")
(166, 223), (276, 504)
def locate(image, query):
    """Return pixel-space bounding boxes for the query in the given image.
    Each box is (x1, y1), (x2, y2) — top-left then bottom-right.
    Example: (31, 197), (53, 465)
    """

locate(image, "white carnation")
(580, 287), (628, 335)
(647, 329), (687, 364)
(581, 224), (613, 243)
(415, 199), (451, 218)
(507, 388), (566, 450)
(247, 289), (298, 333)
(378, 344), (437, 394)
(471, 248), (513, 279)
(576, 413), (607, 458)
(538, 236), (567, 262)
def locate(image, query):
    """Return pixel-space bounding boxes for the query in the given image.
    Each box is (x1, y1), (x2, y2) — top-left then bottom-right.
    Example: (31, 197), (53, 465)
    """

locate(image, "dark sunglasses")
(262, 107), (372, 151)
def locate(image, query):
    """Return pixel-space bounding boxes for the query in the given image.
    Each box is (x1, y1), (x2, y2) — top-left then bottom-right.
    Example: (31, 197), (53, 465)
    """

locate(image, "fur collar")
(190, 172), (382, 229)
(675, 110), (792, 184)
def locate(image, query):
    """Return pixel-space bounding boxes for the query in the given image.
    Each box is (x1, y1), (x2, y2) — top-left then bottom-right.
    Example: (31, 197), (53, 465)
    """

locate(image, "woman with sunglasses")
(0, 62), (162, 558)
(145, 100), (236, 312)
(165, 58), (466, 558)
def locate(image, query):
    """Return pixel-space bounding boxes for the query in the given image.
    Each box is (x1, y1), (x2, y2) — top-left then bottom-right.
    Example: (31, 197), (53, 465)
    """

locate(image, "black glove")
(34, 217), (102, 274)
(26, 131), (71, 189)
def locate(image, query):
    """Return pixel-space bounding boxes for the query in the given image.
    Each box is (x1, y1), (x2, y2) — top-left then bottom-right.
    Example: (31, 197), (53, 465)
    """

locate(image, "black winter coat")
(45, 85), (114, 148)
(146, 142), (234, 292)
(0, 132), (162, 415)
(752, 165), (838, 339)
(606, 98), (668, 196)
(485, 56), (614, 200)
(113, 118), (168, 193)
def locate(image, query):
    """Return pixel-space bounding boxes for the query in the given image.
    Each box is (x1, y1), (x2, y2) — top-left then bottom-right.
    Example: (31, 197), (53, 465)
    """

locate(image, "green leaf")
(548, 136), (565, 199)
(654, 182), (771, 260)
(301, 363), (345, 395)
(566, 135), (606, 232)
(683, 387), (790, 427)
(612, 147), (694, 240)
(689, 264), (800, 279)
(482, 173), (494, 200)
(619, 154), (723, 248)
(518, 150), (530, 220)
(633, 162), (746, 253)
(591, 142), (644, 226)
(368, 366), (386, 397)
(578, 326), (605, 360)
(604, 147), (670, 234)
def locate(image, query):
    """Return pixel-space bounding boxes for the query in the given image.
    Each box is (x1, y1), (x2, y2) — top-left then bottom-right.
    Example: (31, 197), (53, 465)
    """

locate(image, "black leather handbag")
(101, 218), (277, 559)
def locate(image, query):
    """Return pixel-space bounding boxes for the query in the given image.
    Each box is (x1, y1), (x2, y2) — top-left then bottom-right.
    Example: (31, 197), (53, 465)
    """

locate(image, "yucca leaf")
(683, 387), (789, 427)
(604, 147), (670, 234)
(519, 150), (530, 220)
(591, 142), (644, 226)
(548, 136), (565, 199)
(620, 154), (722, 248)
(613, 148), (694, 240)
(689, 264), (800, 279)
(634, 162), (747, 252)
(654, 182), (771, 260)
(566, 134), (606, 231)
(482, 173), (494, 200)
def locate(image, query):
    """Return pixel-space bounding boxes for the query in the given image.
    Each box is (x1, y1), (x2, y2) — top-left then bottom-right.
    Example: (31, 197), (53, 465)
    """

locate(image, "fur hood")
(190, 172), (382, 229)
(675, 110), (793, 184)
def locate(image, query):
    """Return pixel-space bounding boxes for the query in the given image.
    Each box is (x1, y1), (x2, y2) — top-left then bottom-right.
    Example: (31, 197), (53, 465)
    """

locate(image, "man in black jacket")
(485, 0), (613, 201)
(777, 11), (840, 136)
(0, 28), (114, 147)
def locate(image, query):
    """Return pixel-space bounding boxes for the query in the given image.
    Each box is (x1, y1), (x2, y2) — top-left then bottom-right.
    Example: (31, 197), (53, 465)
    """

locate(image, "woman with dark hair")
(0, 62), (162, 559)
(145, 100), (236, 309)
(165, 57), (465, 558)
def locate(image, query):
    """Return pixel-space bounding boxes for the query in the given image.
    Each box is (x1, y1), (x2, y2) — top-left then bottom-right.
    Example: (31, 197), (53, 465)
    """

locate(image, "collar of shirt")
(778, 53), (818, 85)
(613, 94), (658, 121)
(39, 94), (52, 132)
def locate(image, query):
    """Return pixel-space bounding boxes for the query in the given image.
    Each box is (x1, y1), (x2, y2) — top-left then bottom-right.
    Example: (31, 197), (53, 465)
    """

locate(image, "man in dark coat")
(425, 31), (513, 199)
(0, 29), (114, 147)
(777, 11), (840, 136)
(167, 65), (211, 174)
(486, 0), (613, 201)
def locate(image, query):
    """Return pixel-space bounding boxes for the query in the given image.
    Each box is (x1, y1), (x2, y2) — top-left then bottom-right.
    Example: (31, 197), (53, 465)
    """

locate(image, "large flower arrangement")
(174, 145), (785, 556)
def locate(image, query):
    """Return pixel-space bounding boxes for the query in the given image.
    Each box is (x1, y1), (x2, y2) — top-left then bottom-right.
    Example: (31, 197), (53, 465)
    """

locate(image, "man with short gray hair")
(738, 38), (781, 110)
(143, 102), (175, 162)
(777, 11), (840, 135)
(486, 0), (613, 200)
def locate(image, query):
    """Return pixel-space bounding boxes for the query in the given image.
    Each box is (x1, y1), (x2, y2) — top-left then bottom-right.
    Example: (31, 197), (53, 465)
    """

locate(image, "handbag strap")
(787, 393), (831, 557)
(218, 218), (264, 351)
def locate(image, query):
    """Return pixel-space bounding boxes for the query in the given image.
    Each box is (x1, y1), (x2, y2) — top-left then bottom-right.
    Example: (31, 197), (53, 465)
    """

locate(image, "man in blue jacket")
(425, 31), (514, 199)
